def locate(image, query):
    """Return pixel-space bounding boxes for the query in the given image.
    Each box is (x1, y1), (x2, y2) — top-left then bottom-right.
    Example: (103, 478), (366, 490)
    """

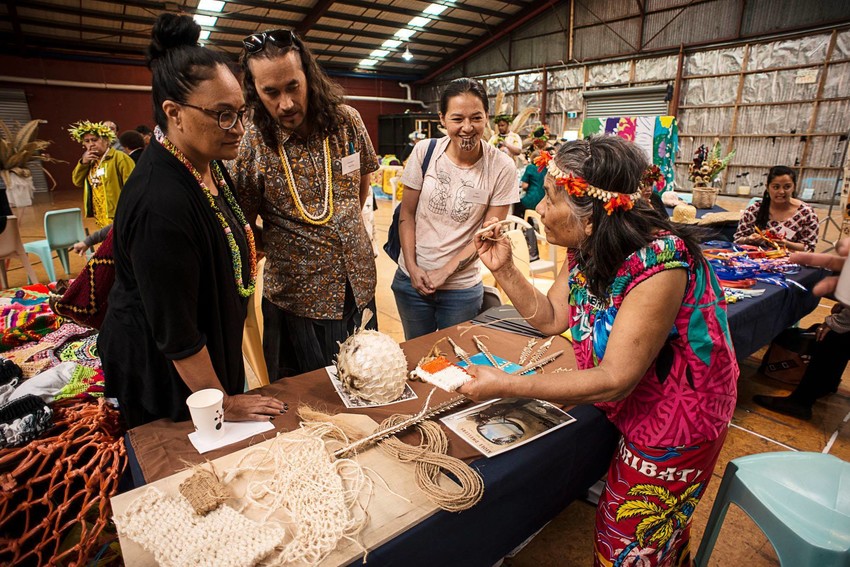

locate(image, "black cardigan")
(99, 139), (249, 427)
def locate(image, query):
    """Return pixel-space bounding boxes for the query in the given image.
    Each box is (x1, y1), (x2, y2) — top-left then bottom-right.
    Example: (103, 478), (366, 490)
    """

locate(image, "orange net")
(0, 398), (127, 565)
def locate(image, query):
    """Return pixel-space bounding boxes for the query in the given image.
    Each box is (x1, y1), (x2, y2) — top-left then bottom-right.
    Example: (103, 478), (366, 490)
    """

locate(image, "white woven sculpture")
(336, 310), (407, 403)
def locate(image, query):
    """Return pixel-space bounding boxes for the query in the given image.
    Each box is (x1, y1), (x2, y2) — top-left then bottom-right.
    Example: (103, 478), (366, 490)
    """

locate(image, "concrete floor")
(8, 189), (849, 566)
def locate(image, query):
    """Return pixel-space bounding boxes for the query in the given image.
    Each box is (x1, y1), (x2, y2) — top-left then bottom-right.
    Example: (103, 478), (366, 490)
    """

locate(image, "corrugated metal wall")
(418, 0), (850, 204)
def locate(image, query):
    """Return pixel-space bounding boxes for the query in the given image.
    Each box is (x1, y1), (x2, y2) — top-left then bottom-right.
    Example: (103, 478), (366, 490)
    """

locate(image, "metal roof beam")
(297, 0), (337, 34)
(339, 0), (489, 29)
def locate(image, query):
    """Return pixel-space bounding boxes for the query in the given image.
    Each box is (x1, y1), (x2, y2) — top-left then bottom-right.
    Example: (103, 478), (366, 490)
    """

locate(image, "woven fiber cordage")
(114, 487), (284, 567)
(0, 398), (126, 565)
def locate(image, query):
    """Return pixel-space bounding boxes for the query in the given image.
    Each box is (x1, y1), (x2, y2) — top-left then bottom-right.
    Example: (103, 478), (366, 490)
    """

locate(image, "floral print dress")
(566, 233), (739, 567)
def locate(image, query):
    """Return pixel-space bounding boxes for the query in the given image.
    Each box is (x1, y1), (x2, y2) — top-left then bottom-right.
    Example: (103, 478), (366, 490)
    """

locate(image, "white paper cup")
(186, 388), (225, 441)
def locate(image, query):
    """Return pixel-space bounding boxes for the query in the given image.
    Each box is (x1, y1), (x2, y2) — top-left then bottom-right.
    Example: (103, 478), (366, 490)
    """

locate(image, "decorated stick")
(518, 338), (538, 366)
(446, 337), (473, 366)
(472, 335), (505, 368)
(528, 336), (555, 365)
(333, 391), (468, 459)
(510, 349), (564, 375)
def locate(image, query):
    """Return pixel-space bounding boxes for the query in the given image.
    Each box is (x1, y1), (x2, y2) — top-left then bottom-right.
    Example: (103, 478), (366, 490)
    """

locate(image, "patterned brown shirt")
(227, 105), (379, 319)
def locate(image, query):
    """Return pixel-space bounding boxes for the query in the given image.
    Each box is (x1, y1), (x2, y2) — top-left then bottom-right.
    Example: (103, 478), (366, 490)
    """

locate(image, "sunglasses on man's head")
(242, 29), (296, 54)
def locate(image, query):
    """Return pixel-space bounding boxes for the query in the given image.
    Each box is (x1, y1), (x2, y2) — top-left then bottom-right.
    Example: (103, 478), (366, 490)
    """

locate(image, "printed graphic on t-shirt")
(429, 170), (451, 215)
(430, 169), (474, 224)
(450, 179), (473, 223)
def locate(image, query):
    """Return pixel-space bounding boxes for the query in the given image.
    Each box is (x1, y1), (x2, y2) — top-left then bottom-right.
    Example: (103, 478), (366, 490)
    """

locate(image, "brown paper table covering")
(128, 325), (576, 484)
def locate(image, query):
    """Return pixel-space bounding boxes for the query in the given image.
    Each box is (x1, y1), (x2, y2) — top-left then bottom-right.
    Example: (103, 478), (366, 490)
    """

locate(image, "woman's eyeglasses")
(181, 103), (247, 130)
(242, 29), (296, 54)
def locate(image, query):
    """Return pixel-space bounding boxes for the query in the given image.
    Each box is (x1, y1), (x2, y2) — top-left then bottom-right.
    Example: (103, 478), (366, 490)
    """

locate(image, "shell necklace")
(155, 127), (257, 297)
(277, 136), (334, 225)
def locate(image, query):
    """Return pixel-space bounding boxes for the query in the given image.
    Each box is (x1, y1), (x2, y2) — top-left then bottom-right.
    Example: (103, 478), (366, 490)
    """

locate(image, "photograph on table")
(442, 397), (576, 457)
(325, 366), (418, 409)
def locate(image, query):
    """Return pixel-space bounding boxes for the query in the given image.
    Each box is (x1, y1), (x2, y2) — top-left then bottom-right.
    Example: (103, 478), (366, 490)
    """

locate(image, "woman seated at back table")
(462, 136), (738, 566)
(734, 165), (819, 252)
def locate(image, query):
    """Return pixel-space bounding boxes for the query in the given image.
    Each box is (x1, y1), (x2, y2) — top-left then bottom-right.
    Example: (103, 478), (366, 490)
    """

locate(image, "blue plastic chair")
(23, 208), (89, 283)
(747, 196), (762, 208)
(695, 452), (850, 566)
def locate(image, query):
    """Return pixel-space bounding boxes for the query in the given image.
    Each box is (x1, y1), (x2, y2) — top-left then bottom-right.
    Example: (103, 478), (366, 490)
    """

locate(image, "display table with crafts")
(703, 244), (824, 359)
(116, 325), (619, 567)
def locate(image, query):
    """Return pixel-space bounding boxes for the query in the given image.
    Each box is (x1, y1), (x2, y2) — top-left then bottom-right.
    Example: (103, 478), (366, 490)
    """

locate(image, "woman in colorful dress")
(734, 165), (819, 252)
(461, 135), (738, 566)
(99, 13), (284, 427)
(69, 120), (135, 227)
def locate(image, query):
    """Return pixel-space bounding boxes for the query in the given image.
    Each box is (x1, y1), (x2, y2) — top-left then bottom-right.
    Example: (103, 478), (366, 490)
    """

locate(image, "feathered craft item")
(67, 121), (116, 144)
(688, 139), (735, 185)
(534, 150), (641, 215)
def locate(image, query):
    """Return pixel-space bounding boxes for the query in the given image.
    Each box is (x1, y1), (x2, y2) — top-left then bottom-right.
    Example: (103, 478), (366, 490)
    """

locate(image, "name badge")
(96, 167), (105, 177)
(341, 152), (360, 175)
(465, 186), (488, 204)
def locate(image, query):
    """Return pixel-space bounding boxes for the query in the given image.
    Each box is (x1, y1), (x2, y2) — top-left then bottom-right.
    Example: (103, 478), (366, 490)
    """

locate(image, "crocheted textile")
(54, 365), (104, 401)
(51, 229), (115, 329)
(0, 394), (53, 449)
(114, 487), (284, 567)
(0, 313), (60, 353)
(0, 399), (126, 566)
(568, 234), (738, 447)
(4, 323), (96, 378)
(54, 334), (101, 369)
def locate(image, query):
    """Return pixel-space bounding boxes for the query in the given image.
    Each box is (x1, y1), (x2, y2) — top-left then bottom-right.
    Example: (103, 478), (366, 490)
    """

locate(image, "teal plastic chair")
(747, 196), (762, 208)
(23, 208), (89, 283)
(695, 452), (850, 566)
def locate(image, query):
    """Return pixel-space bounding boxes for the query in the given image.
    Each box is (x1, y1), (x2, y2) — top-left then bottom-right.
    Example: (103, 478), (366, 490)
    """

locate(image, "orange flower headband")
(533, 150), (641, 215)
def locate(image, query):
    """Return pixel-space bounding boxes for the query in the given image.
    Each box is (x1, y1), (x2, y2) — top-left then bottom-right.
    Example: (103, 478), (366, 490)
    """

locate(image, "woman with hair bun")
(99, 13), (285, 427)
(734, 165), (819, 252)
(462, 136), (738, 566)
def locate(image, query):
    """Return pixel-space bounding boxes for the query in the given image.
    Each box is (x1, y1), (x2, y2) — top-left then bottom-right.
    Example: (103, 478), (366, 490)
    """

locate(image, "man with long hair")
(228, 30), (379, 380)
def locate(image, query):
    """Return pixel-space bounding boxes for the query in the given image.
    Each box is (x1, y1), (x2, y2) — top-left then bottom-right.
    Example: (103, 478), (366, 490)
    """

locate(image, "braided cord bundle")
(376, 415), (483, 512)
(223, 424), (371, 566)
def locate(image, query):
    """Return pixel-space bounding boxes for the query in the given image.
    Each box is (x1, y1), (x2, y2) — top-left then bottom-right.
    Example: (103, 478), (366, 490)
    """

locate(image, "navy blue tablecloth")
(724, 266), (823, 360)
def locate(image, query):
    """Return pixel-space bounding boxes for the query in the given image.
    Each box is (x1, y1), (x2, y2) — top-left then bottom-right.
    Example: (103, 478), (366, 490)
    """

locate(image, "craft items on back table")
(703, 244), (803, 291)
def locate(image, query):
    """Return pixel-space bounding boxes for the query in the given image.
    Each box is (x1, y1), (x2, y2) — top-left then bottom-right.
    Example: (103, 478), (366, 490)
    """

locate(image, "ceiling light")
(359, 59), (378, 67)
(423, 3), (447, 15)
(394, 28), (416, 40)
(402, 47), (413, 61)
(382, 39), (402, 49)
(199, 30), (211, 40)
(370, 49), (390, 58)
(408, 16), (431, 28)
(197, 0), (225, 12)
(193, 14), (217, 27)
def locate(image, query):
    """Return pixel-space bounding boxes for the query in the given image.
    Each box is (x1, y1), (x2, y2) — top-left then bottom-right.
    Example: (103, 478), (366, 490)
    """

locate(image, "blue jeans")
(391, 269), (483, 340)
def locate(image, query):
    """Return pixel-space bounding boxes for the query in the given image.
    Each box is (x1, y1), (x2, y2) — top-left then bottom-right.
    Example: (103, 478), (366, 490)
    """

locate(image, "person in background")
(393, 78), (517, 340)
(464, 135), (737, 566)
(99, 13), (284, 427)
(104, 120), (124, 152)
(754, 303), (850, 420)
(69, 120), (135, 227)
(229, 29), (379, 380)
(488, 113), (522, 167)
(734, 165), (819, 252)
(119, 130), (145, 163)
(527, 124), (554, 158)
(516, 149), (545, 217)
(399, 130), (425, 162)
(135, 124), (153, 147)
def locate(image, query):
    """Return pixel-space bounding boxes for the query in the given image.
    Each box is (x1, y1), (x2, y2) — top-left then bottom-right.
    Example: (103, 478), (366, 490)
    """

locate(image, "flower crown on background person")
(68, 121), (116, 144)
(533, 150), (641, 215)
(493, 113), (514, 124)
(640, 164), (666, 193)
(530, 125), (549, 142)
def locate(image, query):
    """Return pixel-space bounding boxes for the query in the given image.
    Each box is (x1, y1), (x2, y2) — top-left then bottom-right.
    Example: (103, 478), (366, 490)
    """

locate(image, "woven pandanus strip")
(0, 398), (126, 565)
